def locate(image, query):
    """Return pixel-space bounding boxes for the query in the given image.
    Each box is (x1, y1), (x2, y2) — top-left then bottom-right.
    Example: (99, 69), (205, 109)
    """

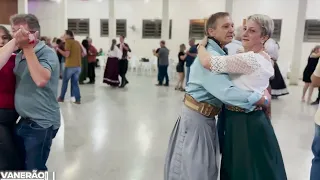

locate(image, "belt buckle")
(199, 104), (213, 117)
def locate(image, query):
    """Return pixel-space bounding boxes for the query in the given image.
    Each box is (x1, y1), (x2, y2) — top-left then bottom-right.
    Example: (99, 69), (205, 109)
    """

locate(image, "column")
(225, 0), (233, 17)
(109, 0), (116, 46)
(289, 0), (308, 85)
(161, 0), (169, 40)
(57, 0), (67, 37)
(18, 0), (28, 14)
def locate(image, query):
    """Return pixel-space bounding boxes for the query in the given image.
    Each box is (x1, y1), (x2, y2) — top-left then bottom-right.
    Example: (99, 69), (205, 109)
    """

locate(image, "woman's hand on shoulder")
(200, 36), (208, 46)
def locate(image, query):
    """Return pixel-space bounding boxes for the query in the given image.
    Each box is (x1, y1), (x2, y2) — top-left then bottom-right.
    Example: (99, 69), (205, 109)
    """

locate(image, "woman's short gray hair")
(247, 14), (274, 38)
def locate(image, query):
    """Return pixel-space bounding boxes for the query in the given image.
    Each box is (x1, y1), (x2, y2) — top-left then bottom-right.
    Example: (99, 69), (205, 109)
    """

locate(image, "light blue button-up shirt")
(185, 39), (261, 111)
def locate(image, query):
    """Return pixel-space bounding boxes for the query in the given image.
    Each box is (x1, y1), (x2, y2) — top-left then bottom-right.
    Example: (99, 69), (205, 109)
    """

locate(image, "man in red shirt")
(87, 38), (97, 84)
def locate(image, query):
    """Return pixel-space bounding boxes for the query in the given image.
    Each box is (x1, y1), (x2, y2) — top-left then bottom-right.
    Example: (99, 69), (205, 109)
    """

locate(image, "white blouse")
(209, 51), (274, 94)
(264, 38), (279, 60)
(107, 46), (123, 59)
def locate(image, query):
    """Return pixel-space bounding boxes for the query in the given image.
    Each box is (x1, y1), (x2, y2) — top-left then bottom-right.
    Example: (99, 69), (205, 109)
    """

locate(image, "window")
(100, 19), (109, 36)
(67, 19), (90, 36)
(116, 19), (127, 37)
(189, 19), (206, 40)
(272, 19), (282, 41)
(100, 19), (127, 37)
(142, 19), (172, 39)
(304, 20), (320, 42)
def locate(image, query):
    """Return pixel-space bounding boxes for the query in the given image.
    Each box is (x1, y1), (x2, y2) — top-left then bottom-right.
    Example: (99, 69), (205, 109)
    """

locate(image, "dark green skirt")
(79, 56), (88, 83)
(220, 109), (287, 180)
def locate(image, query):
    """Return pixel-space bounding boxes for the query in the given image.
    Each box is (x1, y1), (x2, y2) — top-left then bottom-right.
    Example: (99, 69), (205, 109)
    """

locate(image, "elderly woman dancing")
(198, 14), (287, 180)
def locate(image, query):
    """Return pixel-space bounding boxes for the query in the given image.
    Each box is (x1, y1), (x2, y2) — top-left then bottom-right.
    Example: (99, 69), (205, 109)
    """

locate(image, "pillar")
(18, 0), (28, 14)
(161, 0), (169, 40)
(225, 0), (233, 17)
(109, 0), (116, 46)
(57, 0), (67, 36)
(289, 0), (308, 85)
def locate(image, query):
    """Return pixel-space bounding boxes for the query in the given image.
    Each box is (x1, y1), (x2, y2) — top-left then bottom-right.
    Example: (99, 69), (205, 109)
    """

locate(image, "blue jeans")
(311, 124), (320, 180)
(59, 67), (81, 102)
(185, 66), (191, 87)
(14, 118), (58, 170)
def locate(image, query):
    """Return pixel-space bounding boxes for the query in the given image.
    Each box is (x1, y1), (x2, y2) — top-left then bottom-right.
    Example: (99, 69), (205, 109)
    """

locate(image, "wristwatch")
(264, 95), (269, 106)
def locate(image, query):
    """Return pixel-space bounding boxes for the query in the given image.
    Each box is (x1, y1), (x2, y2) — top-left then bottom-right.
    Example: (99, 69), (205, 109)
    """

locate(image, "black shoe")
(311, 100), (319, 105)
(119, 81), (128, 88)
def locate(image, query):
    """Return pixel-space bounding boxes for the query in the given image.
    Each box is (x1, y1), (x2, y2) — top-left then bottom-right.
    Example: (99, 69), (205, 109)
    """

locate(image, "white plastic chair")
(128, 55), (139, 74)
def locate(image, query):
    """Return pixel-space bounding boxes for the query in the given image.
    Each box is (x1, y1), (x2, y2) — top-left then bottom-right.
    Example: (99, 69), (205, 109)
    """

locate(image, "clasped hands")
(13, 25), (39, 49)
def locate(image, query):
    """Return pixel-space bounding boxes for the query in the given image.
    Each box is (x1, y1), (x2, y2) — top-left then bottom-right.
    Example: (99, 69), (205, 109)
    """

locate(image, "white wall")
(28, 0), (320, 77)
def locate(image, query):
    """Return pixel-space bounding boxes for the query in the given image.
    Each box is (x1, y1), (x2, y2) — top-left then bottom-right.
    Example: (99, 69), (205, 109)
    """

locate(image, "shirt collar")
(207, 38), (226, 55)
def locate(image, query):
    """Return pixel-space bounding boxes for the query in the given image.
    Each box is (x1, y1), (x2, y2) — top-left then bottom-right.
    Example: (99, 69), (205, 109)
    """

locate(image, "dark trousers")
(15, 118), (58, 170)
(119, 59), (128, 87)
(158, 65), (169, 85)
(0, 109), (21, 170)
(88, 62), (96, 83)
(317, 88), (320, 101)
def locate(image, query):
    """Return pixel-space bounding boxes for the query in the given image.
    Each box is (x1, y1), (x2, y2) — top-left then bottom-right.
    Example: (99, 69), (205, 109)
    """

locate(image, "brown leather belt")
(183, 94), (221, 118)
(225, 105), (263, 112)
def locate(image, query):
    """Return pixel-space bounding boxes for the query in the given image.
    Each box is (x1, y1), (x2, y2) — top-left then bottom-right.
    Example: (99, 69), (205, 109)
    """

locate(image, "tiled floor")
(48, 68), (317, 180)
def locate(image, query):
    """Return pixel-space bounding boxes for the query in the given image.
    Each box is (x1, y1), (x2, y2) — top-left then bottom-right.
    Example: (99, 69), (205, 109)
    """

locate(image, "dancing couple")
(103, 35), (131, 88)
(164, 12), (287, 180)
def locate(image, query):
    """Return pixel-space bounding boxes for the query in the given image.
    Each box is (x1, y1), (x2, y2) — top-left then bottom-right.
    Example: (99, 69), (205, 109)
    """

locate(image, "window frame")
(304, 19), (320, 42)
(272, 19), (282, 41)
(189, 19), (206, 40)
(67, 19), (90, 36)
(142, 19), (172, 39)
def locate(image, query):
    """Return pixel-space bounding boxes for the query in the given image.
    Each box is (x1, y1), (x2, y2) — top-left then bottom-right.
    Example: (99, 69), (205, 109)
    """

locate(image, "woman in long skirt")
(198, 14), (287, 180)
(103, 39), (122, 87)
(264, 38), (289, 99)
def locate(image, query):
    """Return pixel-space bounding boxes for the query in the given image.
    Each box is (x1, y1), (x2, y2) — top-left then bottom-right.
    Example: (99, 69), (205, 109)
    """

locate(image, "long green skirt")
(220, 109), (287, 180)
(79, 56), (88, 83)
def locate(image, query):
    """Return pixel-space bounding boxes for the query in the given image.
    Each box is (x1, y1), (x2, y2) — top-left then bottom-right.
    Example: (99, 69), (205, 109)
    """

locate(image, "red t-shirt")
(0, 54), (16, 109)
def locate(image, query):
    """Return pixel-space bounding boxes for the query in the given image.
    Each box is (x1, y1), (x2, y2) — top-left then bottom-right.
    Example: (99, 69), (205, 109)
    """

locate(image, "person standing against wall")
(153, 40), (169, 86)
(117, 35), (131, 88)
(185, 38), (197, 87)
